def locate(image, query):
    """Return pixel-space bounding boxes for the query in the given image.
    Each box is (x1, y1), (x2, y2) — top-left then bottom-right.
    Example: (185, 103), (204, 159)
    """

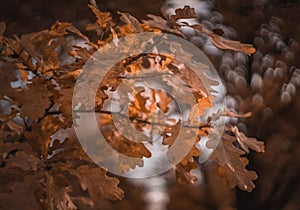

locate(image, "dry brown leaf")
(143, 14), (185, 37)
(5, 151), (41, 171)
(87, 0), (113, 35)
(76, 165), (124, 202)
(25, 116), (64, 159)
(209, 132), (259, 192)
(53, 86), (74, 127)
(49, 139), (84, 162)
(209, 34), (256, 55)
(0, 141), (32, 162)
(156, 89), (172, 112)
(170, 6), (197, 22)
(176, 161), (198, 184)
(0, 62), (19, 100)
(18, 77), (53, 122)
(118, 12), (142, 32)
(115, 24), (138, 37)
(229, 125), (265, 153)
(180, 145), (200, 166)
(46, 173), (77, 210)
(6, 120), (24, 136)
(190, 24), (256, 55)
(143, 6), (196, 33)
(163, 121), (181, 146)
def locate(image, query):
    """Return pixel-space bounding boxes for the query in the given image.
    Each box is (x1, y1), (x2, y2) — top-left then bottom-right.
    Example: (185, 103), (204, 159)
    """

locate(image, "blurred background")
(0, 0), (299, 209)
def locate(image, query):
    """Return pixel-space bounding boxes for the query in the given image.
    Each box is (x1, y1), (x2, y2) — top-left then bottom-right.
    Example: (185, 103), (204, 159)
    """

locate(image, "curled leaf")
(191, 24), (256, 55)
(208, 34), (256, 55)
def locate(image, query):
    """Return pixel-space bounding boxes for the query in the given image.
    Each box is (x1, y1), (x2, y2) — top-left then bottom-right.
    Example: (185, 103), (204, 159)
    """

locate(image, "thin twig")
(73, 109), (210, 129)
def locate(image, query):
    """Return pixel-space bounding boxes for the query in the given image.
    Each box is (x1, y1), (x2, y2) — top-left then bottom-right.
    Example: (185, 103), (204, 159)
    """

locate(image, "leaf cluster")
(0, 1), (263, 209)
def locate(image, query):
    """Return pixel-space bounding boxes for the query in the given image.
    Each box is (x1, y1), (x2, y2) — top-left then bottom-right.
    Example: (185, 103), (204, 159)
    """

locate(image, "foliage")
(0, 1), (264, 209)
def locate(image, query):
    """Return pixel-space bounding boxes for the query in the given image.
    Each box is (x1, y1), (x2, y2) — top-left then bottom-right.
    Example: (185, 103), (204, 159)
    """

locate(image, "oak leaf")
(75, 165), (124, 202)
(118, 12), (142, 33)
(209, 131), (261, 192)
